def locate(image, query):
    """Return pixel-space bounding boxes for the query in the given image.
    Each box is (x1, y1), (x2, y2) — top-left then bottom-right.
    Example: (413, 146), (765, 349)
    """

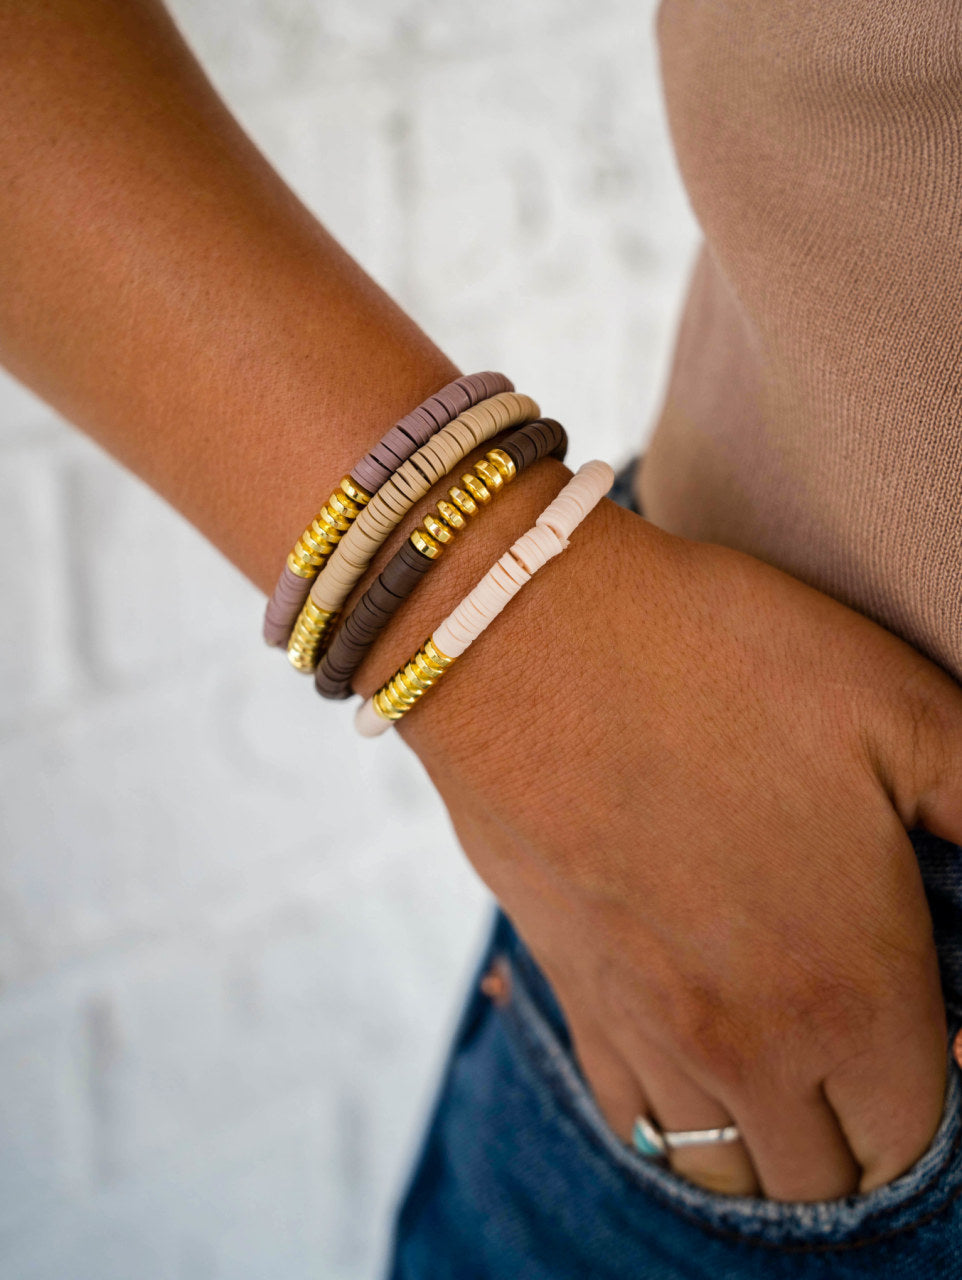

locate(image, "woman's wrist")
(350, 461), (681, 781)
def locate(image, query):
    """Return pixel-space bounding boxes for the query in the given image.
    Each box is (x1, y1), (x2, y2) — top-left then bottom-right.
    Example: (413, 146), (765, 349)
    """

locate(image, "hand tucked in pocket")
(359, 489), (962, 1203)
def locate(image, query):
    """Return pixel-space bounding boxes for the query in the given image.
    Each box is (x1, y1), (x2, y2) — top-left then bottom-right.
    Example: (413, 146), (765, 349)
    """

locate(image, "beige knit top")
(640, 1), (962, 683)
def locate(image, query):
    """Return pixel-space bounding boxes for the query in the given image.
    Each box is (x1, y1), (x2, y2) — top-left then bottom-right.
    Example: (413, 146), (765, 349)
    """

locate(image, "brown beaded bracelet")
(314, 418), (568, 700)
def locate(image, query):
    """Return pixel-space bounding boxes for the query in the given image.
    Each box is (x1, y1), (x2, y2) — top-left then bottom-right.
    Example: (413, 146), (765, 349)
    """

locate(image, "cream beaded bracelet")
(354, 459), (614, 736)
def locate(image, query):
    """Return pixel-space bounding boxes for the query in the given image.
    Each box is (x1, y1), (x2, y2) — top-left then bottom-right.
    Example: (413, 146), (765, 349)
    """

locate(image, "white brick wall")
(0, 3), (697, 1276)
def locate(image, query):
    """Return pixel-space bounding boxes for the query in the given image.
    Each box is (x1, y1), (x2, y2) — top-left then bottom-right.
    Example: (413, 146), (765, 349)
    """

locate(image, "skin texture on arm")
(0, 0), (461, 592)
(6, 0), (962, 1205)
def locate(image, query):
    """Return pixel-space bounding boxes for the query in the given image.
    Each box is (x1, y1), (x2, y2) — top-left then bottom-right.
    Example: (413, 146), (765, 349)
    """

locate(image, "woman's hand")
(384, 494), (962, 1201)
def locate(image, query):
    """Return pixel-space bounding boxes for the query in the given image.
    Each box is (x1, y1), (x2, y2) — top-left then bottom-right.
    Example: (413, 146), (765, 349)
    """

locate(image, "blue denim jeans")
(386, 459), (962, 1277)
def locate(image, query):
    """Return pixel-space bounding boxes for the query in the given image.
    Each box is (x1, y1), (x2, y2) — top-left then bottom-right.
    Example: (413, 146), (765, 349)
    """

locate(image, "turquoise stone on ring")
(632, 1115), (668, 1158)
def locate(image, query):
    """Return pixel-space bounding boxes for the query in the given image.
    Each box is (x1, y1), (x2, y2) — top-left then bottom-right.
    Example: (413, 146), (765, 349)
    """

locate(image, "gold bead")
(473, 459), (504, 493)
(367, 635), (457, 726)
(402, 662), (435, 692)
(294, 537), (326, 564)
(280, 480), (369, 626)
(411, 529), (443, 559)
(448, 486), (478, 518)
(461, 473), (491, 504)
(304, 598), (336, 625)
(373, 688), (405, 721)
(308, 516), (340, 545)
(425, 638), (454, 667)
(286, 600), (338, 670)
(299, 536), (332, 566)
(287, 647), (317, 673)
(287, 551), (318, 579)
(412, 652), (443, 684)
(340, 475), (371, 506)
(387, 675), (418, 707)
(436, 500), (467, 532)
(328, 489), (361, 521)
(423, 513), (455, 544)
(486, 448), (516, 482)
(317, 504), (350, 535)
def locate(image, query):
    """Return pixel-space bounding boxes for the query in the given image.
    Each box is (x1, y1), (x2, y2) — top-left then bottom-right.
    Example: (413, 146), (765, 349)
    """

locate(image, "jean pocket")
(496, 943), (962, 1252)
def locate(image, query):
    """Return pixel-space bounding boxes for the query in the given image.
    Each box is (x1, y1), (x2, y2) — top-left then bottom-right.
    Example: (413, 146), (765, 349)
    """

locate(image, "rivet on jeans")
(480, 956), (512, 1006)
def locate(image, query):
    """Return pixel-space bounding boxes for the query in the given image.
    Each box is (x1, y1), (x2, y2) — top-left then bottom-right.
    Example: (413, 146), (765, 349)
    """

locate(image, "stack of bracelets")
(263, 372), (614, 735)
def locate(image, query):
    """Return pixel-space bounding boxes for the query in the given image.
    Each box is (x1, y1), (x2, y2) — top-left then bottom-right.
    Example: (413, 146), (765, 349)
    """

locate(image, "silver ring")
(632, 1114), (741, 1159)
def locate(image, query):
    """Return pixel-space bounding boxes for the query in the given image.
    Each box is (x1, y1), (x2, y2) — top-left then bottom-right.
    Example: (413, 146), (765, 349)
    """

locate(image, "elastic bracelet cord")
(263, 371), (514, 648)
(287, 390), (540, 671)
(314, 419), (569, 701)
(354, 460), (615, 737)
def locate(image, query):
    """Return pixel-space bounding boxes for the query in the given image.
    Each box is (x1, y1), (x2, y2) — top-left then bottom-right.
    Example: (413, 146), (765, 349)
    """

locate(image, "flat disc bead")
(340, 476), (371, 505)
(380, 424), (417, 459)
(461, 474), (491, 504)
(423, 513), (454, 543)
(411, 530), (442, 559)
(473, 459), (504, 491)
(328, 490), (361, 519)
(436, 500), (467, 530)
(340, 524), (385, 562)
(395, 460), (434, 495)
(418, 434), (461, 472)
(375, 484), (412, 519)
(443, 418), (480, 451)
(448, 486), (478, 517)
(488, 396), (518, 430)
(406, 451), (446, 488)
(364, 493), (403, 526)
(311, 389), (537, 615)
(360, 501), (398, 535)
(454, 406), (488, 444)
(368, 575), (409, 607)
(486, 448), (516, 480)
(397, 406), (437, 447)
(428, 387), (466, 419)
(465, 400), (498, 436)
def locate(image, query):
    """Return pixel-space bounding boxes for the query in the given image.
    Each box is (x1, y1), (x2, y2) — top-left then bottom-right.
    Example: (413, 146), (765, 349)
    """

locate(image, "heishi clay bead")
(308, 391), (538, 614)
(354, 460), (614, 736)
(314, 418), (567, 700)
(416, 438), (459, 479)
(392, 462), (432, 499)
(397, 406), (437, 446)
(444, 419), (480, 452)
(265, 371), (514, 648)
(263, 564), (315, 645)
(402, 454), (444, 491)
(512, 524), (563, 573)
(377, 483), (416, 518)
(349, 371), (514, 495)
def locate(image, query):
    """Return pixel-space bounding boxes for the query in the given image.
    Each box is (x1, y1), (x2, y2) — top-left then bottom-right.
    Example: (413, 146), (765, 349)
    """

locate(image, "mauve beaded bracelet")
(263, 371), (513, 648)
(314, 419), (568, 700)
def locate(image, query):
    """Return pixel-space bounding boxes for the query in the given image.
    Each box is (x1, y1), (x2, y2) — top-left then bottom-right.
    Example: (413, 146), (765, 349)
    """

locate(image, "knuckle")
(667, 984), (757, 1091)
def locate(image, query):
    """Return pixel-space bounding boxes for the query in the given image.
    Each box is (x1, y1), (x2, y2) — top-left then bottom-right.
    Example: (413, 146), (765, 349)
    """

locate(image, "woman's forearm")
(0, 0), (459, 593)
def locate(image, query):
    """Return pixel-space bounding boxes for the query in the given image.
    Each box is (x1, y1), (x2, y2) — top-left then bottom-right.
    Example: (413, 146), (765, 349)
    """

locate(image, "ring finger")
(628, 1036), (760, 1196)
